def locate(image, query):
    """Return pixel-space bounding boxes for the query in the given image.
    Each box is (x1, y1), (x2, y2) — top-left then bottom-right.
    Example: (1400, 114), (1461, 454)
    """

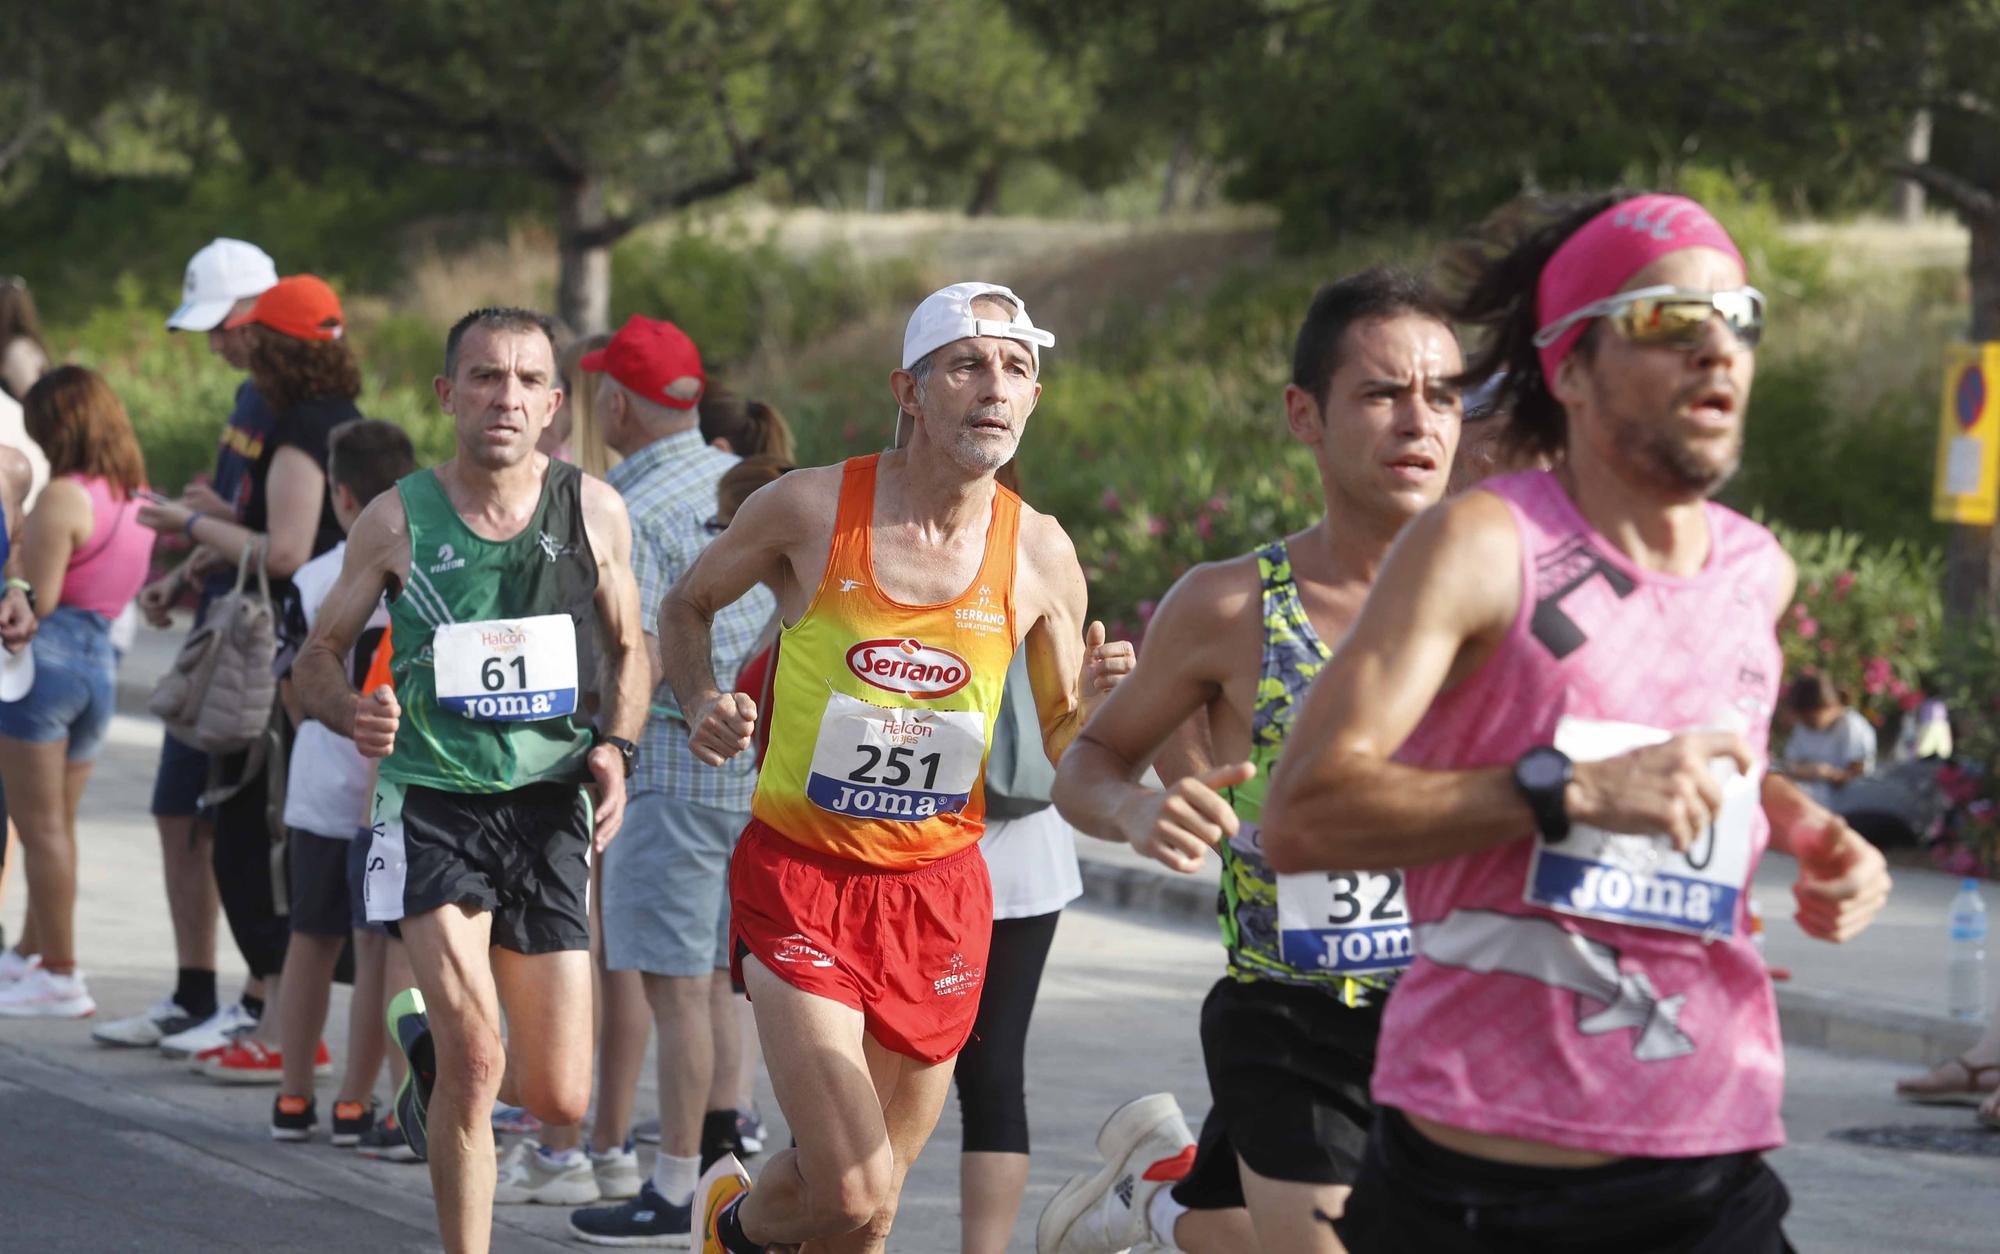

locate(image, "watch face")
(1519, 748), (1569, 791)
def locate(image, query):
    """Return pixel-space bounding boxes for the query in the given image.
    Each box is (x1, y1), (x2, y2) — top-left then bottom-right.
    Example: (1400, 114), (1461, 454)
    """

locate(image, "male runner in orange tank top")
(659, 282), (1132, 1254)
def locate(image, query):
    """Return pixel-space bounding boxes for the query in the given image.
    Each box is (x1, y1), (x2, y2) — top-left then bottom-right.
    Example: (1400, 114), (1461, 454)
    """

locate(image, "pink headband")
(1534, 194), (1743, 380)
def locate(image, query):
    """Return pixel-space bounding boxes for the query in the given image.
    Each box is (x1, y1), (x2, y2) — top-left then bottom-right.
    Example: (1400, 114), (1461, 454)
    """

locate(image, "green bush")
(1768, 522), (1942, 724)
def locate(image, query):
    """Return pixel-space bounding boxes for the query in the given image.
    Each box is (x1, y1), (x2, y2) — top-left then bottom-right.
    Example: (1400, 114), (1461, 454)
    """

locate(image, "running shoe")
(0, 949), (41, 982)
(496, 1138), (602, 1205)
(93, 995), (204, 1047)
(1036, 1093), (1196, 1254)
(735, 1109), (765, 1156)
(332, 1099), (376, 1147)
(492, 1102), (544, 1136)
(159, 1001), (258, 1059)
(203, 1038), (333, 1084)
(0, 966), (95, 1018)
(591, 1140), (643, 1201)
(570, 1179), (692, 1247)
(632, 1116), (662, 1145)
(355, 1116), (421, 1162)
(387, 988), (435, 1162)
(695, 1153), (751, 1254)
(271, 1093), (318, 1142)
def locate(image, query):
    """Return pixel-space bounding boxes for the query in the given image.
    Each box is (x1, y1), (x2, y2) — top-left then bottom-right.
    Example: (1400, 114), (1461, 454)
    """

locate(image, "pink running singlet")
(1375, 469), (1788, 1158)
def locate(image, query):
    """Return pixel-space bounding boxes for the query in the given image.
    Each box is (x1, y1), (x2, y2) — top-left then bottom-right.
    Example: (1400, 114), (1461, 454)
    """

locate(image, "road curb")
(1076, 849), (1982, 1069)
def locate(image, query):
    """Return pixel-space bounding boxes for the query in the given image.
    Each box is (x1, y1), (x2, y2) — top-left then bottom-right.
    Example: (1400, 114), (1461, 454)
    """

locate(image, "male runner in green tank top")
(297, 307), (649, 1254)
(1039, 270), (1464, 1254)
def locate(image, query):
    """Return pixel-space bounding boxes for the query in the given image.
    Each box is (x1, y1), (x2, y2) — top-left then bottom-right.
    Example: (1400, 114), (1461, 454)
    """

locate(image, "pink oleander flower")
(1899, 690), (1924, 712)
(1834, 571), (1856, 597)
(1196, 513), (1214, 539)
(1100, 487), (1122, 514)
(1946, 846), (1981, 877)
(1818, 639), (1835, 656)
(1862, 656), (1893, 695)
(1137, 599), (1158, 624)
(1207, 493), (1229, 513)
(1147, 516), (1169, 537)
(1795, 615), (1819, 640)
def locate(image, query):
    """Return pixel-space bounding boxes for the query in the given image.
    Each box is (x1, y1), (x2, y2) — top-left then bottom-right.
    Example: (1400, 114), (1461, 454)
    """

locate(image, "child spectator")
(203, 419), (416, 1144)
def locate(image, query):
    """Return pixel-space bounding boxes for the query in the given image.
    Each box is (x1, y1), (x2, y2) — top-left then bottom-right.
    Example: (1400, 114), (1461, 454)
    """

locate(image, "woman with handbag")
(136, 275), (359, 1069)
(0, 367), (153, 1017)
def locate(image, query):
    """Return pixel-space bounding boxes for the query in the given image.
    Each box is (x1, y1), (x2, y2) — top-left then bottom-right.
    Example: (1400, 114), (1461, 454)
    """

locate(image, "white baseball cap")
(166, 238), (279, 332)
(901, 281), (1054, 370)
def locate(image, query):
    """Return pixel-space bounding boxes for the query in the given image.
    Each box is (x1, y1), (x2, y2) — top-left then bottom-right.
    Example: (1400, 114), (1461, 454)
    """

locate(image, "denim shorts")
(0, 606), (118, 761)
(601, 793), (745, 977)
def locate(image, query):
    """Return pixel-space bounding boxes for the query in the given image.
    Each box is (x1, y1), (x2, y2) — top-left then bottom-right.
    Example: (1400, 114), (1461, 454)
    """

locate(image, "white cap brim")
(166, 297), (237, 332)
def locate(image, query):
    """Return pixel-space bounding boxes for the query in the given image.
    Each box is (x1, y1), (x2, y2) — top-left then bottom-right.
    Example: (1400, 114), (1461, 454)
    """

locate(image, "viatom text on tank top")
(751, 454), (1019, 869)
(381, 461), (599, 793)
(1374, 469), (1788, 1158)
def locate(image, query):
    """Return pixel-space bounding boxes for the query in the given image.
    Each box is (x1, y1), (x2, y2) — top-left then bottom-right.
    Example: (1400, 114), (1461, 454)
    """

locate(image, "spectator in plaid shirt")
(560, 317), (778, 1238)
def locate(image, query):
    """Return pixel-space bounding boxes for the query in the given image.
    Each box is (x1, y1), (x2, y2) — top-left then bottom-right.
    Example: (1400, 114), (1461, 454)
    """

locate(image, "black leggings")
(211, 745), (290, 980)
(954, 910), (1061, 1155)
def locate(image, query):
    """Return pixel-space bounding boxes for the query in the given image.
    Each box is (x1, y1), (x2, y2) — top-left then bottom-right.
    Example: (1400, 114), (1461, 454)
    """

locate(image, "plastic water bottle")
(1948, 879), (1988, 1022)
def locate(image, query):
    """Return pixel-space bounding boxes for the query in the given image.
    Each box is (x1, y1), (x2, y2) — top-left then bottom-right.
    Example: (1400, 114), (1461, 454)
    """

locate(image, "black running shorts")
(1336, 1108), (1795, 1254)
(1172, 976), (1383, 1209)
(364, 778), (591, 955)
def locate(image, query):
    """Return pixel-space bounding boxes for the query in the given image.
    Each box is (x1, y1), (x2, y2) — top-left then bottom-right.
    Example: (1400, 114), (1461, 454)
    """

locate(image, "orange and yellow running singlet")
(751, 454), (1020, 868)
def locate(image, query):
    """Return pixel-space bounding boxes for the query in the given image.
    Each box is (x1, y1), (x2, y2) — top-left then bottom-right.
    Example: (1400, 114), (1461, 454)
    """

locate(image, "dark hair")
(699, 393), (796, 462)
(248, 324), (363, 415)
(0, 277), (48, 360)
(23, 365), (146, 498)
(445, 307), (557, 381)
(328, 418), (417, 508)
(1440, 190), (1634, 463)
(1291, 266), (1453, 407)
(1786, 672), (1841, 715)
(715, 455), (794, 527)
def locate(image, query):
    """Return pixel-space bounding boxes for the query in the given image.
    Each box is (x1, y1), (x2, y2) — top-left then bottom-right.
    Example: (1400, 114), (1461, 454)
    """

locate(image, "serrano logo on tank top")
(845, 638), (972, 699)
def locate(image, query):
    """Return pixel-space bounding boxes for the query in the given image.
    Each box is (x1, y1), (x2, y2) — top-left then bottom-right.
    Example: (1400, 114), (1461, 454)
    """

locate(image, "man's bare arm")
(660, 475), (800, 765)
(583, 479), (648, 743)
(297, 493), (405, 739)
(1051, 559), (1257, 870)
(1020, 513), (1127, 763)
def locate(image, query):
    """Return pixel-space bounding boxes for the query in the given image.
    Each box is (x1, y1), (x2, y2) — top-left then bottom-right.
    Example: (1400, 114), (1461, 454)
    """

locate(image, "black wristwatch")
(596, 732), (639, 777)
(1513, 746), (1573, 841)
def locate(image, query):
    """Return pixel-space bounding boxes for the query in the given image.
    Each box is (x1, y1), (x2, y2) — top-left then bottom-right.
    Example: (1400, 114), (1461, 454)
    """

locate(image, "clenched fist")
(1081, 620), (1135, 698)
(353, 684), (400, 759)
(1118, 760), (1257, 873)
(690, 691), (758, 766)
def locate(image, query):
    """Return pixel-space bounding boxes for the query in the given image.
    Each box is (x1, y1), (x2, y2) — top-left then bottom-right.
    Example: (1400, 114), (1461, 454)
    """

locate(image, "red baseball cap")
(579, 315), (705, 410)
(224, 274), (344, 342)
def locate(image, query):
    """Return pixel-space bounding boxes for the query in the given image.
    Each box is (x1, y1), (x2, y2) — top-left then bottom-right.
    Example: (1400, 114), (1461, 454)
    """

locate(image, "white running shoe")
(93, 995), (203, 1047)
(0, 967), (95, 1018)
(496, 1138), (603, 1205)
(1037, 1094), (1196, 1254)
(0, 949), (41, 983)
(158, 1001), (258, 1059)
(590, 1142), (643, 1201)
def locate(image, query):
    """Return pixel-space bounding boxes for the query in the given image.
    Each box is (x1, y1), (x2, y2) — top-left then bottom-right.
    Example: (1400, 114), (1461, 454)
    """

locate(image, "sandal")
(1895, 1055), (2000, 1106)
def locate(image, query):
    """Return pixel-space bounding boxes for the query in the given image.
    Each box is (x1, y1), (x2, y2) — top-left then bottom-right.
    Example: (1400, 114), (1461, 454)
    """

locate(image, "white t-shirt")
(283, 543), (387, 839)
(979, 805), (1083, 920)
(1783, 708), (1878, 808)
(0, 387), (49, 511)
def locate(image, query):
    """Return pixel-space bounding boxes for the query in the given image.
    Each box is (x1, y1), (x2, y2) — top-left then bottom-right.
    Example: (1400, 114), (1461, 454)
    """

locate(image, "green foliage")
(611, 228), (928, 375)
(1769, 523), (1943, 723)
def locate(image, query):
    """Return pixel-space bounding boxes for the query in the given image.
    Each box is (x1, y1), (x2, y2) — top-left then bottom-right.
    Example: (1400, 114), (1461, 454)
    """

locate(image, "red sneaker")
(203, 1038), (334, 1084)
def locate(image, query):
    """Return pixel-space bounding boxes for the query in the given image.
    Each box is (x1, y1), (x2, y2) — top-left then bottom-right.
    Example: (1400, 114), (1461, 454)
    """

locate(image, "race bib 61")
(432, 615), (579, 722)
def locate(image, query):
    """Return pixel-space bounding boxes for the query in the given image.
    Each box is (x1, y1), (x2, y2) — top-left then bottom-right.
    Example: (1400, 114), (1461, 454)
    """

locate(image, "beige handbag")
(149, 541), (279, 762)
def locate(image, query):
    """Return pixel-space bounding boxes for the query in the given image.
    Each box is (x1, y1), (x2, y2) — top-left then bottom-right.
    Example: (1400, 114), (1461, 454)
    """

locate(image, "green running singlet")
(1220, 538), (1401, 1006)
(380, 461), (598, 793)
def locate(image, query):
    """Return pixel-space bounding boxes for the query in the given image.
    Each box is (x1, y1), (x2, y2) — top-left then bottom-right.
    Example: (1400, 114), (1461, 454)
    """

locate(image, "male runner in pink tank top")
(1257, 191), (1893, 1253)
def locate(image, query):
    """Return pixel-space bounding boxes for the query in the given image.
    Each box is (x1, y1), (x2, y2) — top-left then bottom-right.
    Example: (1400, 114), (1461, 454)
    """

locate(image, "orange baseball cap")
(225, 273), (345, 342)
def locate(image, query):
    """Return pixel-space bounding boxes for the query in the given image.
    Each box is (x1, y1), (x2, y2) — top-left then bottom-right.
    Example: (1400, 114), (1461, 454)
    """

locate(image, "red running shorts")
(729, 818), (993, 1065)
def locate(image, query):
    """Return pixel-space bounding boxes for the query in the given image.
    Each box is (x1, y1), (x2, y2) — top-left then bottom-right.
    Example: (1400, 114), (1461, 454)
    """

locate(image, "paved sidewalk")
(1075, 818), (1991, 1067)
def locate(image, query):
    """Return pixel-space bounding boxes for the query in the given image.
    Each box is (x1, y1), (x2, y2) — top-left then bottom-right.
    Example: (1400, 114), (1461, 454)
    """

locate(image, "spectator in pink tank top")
(0, 366), (153, 1019)
(1255, 192), (1894, 1254)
